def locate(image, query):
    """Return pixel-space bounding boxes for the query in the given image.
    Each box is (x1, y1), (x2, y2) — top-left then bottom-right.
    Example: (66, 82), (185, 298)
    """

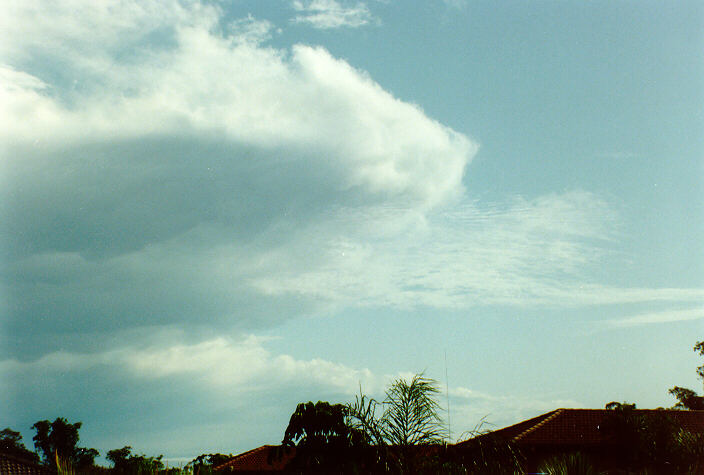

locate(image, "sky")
(1, 0), (703, 465)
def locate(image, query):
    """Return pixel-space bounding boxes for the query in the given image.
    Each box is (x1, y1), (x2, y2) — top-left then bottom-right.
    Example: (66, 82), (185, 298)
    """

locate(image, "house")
(453, 408), (704, 472)
(216, 409), (704, 473)
(214, 445), (295, 473)
(0, 451), (55, 475)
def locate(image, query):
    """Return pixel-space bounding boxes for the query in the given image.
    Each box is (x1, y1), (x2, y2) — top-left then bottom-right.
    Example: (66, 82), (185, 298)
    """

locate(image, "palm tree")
(347, 373), (445, 473)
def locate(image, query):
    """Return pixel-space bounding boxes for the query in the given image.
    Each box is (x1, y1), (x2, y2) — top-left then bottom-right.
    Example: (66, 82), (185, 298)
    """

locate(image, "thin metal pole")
(445, 350), (451, 442)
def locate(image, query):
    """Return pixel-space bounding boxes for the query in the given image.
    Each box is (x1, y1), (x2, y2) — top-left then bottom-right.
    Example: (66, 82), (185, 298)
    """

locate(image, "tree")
(347, 373), (446, 473)
(669, 341), (704, 410)
(186, 452), (233, 473)
(31, 417), (99, 470)
(669, 386), (704, 410)
(601, 401), (704, 473)
(106, 445), (165, 474)
(281, 400), (367, 472)
(381, 374), (444, 447)
(0, 427), (40, 463)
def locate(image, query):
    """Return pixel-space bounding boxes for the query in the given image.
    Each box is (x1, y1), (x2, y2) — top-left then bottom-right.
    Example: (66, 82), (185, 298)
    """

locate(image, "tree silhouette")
(31, 417), (98, 469)
(669, 341), (704, 410)
(281, 400), (367, 471)
(601, 401), (704, 472)
(0, 428), (40, 463)
(106, 445), (165, 473)
(281, 374), (446, 473)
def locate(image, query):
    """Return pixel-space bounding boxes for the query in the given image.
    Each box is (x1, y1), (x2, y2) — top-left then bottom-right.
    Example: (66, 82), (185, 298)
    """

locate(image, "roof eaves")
(514, 408), (564, 442)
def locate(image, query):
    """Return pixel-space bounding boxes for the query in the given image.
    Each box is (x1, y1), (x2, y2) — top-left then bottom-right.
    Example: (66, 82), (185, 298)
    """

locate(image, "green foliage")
(347, 374), (445, 447)
(281, 400), (367, 472)
(185, 453), (232, 474)
(601, 402), (704, 473)
(0, 427), (40, 463)
(381, 374), (444, 447)
(106, 445), (165, 474)
(280, 374), (447, 473)
(537, 452), (598, 475)
(56, 452), (76, 475)
(670, 386), (704, 410)
(669, 341), (704, 410)
(695, 341), (704, 381)
(445, 433), (523, 474)
(346, 373), (447, 473)
(673, 429), (704, 474)
(31, 417), (99, 470)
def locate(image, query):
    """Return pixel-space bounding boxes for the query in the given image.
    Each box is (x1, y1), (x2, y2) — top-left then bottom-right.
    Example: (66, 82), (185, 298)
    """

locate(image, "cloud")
(605, 306), (704, 328)
(448, 385), (584, 440)
(0, 334), (382, 459)
(0, 335), (378, 394)
(0, 338), (578, 448)
(1, 0), (702, 365)
(443, 0), (468, 10)
(248, 191), (704, 309)
(229, 15), (279, 45)
(291, 0), (376, 29)
(1, 0), (474, 354)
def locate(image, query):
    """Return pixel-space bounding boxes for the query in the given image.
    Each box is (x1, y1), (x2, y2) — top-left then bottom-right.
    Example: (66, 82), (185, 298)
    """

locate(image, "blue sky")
(1, 0), (702, 464)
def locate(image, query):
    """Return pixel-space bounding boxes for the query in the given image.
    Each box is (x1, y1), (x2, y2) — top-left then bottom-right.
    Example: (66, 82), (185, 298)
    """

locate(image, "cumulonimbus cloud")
(1, 0), (701, 362)
(0, 0), (475, 351)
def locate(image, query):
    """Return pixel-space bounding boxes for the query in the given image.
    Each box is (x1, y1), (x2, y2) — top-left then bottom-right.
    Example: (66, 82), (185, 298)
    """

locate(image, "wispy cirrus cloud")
(248, 192), (704, 309)
(605, 306), (704, 328)
(443, 0), (468, 10)
(291, 0), (376, 29)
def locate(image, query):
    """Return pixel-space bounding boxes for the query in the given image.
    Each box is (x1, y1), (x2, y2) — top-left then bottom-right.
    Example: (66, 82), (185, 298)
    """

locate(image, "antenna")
(445, 350), (451, 442)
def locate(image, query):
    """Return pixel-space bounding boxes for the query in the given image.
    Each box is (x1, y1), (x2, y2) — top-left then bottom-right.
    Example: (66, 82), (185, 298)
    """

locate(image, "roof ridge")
(221, 444), (270, 464)
(514, 408), (563, 442)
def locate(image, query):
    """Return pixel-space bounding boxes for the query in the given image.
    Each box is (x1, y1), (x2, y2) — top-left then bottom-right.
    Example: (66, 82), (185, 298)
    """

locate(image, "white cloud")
(291, 0), (376, 29)
(0, 335), (379, 395)
(1, 0), (702, 354)
(229, 15), (279, 45)
(248, 191), (704, 308)
(0, 338), (579, 442)
(443, 0), (468, 10)
(449, 386), (584, 440)
(605, 306), (704, 328)
(1, 10), (472, 208)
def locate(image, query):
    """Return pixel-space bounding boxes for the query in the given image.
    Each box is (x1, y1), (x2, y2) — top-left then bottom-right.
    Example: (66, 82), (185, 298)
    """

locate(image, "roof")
(214, 445), (294, 472)
(456, 408), (704, 447)
(0, 452), (55, 475)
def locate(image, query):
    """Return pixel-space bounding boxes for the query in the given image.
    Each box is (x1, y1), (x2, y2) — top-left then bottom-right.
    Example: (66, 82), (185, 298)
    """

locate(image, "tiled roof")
(0, 452), (55, 475)
(456, 409), (704, 447)
(214, 445), (294, 472)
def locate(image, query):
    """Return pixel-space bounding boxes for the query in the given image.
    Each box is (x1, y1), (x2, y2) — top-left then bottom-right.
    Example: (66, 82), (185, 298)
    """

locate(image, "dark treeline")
(1, 418), (230, 474)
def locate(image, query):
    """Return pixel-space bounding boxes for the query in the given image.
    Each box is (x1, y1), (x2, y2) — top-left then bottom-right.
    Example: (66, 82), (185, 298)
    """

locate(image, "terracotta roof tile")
(0, 452), (54, 475)
(214, 445), (294, 472)
(456, 409), (704, 447)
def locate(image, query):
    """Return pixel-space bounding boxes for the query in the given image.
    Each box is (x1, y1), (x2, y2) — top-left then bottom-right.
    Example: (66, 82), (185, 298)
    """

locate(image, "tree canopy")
(281, 374), (447, 473)
(31, 417), (99, 470)
(106, 445), (165, 474)
(601, 401), (704, 473)
(281, 400), (367, 471)
(669, 341), (704, 410)
(0, 427), (40, 463)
